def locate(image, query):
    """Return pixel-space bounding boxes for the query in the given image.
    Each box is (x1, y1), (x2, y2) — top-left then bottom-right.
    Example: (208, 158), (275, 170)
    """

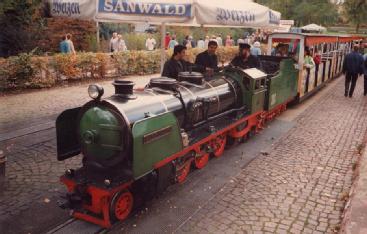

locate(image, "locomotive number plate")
(143, 126), (172, 144)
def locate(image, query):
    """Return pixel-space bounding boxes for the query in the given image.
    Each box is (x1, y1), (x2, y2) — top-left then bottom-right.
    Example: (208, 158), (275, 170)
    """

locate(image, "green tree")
(343, 0), (367, 33)
(0, 0), (44, 57)
(255, 0), (338, 26)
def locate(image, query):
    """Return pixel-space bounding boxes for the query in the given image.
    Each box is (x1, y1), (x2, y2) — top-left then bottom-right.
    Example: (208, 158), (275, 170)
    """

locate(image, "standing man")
(162, 45), (192, 79)
(195, 40), (219, 75)
(59, 35), (70, 54)
(145, 34), (156, 51)
(363, 47), (367, 96)
(164, 32), (171, 50)
(197, 38), (205, 49)
(342, 45), (364, 97)
(230, 43), (261, 69)
(216, 34), (223, 47)
(109, 32), (119, 53)
(168, 35), (178, 49)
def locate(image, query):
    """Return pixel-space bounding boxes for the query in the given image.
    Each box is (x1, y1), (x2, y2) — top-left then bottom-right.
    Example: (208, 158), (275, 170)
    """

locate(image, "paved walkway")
(0, 75), (152, 134)
(176, 78), (367, 234)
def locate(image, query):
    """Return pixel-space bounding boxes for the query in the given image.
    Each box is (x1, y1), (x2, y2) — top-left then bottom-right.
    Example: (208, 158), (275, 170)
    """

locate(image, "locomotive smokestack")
(113, 80), (135, 97)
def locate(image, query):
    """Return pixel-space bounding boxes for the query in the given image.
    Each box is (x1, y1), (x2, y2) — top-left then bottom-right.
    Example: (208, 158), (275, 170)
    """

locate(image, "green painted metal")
(266, 59), (298, 110)
(220, 67), (248, 105)
(251, 88), (266, 113)
(132, 112), (182, 179)
(79, 106), (123, 162)
(221, 67), (266, 114)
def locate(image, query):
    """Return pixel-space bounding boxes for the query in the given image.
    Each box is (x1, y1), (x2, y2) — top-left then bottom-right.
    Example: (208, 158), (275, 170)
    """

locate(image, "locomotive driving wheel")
(110, 190), (134, 222)
(194, 148), (209, 169)
(176, 160), (191, 183)
(212, 134), (227, 158)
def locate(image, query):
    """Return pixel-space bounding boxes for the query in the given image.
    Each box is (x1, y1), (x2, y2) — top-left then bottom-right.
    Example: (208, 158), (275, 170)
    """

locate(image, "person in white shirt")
(204, 36), (210, 49)
(197, 38), (205, 49)
(66, 33), (76, 55)
(237, 37), (245, 45)
(216, 34), (223, 46)
(117, 34), (127, 52)
(145, 34), (157, 51)
(109, 32), (119, 52)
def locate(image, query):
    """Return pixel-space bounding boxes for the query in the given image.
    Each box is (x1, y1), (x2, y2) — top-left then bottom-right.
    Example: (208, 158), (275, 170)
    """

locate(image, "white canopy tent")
(301, 24), (326, 32)
(49, 0), (281, 68)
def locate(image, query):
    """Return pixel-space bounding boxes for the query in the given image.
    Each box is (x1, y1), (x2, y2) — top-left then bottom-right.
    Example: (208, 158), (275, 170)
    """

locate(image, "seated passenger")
(162, 45), (193, 79)
(230, 43), (261, 69)
(195, 40), (219, 76)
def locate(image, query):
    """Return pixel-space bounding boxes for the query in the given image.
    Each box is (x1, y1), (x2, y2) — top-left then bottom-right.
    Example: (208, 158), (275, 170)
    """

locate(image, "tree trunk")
(356, 22), (360, 33)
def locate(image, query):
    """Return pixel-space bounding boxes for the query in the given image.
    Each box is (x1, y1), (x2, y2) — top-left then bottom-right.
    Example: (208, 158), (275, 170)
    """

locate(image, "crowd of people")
(163, 31), (269, 56)
(59, 30), (269, 55)
(162, 41), (261, 79)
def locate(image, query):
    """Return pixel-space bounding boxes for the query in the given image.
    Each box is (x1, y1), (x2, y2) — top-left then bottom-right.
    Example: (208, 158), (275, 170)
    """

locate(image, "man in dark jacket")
(343, 45), (364, 97)
(162, 45), (193, 79)
(230, 43), (261, 69)
(195, 40), (219, 75)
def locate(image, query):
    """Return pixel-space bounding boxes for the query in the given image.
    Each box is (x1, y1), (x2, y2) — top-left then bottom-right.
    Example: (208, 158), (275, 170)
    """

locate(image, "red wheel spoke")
(113, 191), (133, 221)
(194, 152), (209, 169)
(176, 161), (191, 183)
(212, 134), (227, 158)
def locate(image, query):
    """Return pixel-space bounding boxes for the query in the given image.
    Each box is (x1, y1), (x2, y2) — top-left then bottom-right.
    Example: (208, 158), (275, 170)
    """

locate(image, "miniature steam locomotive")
(56, 56), (298, 228)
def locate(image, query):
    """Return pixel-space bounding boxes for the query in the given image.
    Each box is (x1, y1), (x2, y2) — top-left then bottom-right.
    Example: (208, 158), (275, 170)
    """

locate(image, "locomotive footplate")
(61, 166), (133, 188)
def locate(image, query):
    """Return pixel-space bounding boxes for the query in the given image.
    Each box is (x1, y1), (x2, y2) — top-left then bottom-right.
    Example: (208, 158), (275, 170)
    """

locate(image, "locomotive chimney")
(113, 80), (136, 98)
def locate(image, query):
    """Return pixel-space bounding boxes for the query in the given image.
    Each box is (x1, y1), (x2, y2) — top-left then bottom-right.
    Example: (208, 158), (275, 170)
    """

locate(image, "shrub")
(0, 46), (240, 92)
(0, 50), (37, 90)
(53, 54), (79, 79)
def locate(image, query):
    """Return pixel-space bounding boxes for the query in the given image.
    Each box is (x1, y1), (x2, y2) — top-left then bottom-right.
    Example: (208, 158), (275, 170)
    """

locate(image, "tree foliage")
(343, 0), (367, 33)
(0, 0), (45, 57)
(255, 0), (339, 26)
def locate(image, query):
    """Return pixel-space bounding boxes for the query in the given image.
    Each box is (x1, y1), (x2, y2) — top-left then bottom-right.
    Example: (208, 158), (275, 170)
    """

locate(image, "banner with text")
(49, 0), (96, 20)
(195, 0), (280, 27)
(96, 0), (194, 24)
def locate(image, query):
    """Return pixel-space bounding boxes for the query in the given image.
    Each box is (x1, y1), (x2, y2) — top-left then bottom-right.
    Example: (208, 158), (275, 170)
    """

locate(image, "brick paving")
(176, 78), (367, 234)
(0, 138), (79, 216)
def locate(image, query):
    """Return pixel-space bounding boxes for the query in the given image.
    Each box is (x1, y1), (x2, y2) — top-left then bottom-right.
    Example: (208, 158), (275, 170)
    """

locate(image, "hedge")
(0, 47), (239, 92)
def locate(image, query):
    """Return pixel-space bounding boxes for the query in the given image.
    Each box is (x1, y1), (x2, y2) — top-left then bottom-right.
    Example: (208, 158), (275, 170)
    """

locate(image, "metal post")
(0, 150), (5, 188)
(96, 21), (100, 52)
(160, 23), (166, 74)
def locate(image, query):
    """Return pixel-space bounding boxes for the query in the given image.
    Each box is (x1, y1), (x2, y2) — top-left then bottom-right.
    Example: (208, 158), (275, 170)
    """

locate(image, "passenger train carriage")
(56, 33), (364, 228)
(267, 33), (363, 101)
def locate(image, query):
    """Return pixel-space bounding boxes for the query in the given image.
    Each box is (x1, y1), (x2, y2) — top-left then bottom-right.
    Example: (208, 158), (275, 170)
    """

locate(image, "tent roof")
(48, 0), (281, 28)
(301, 24), (326, 32)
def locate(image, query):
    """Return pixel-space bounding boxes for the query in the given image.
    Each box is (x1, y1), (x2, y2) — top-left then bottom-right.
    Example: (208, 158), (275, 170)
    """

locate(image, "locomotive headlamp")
(88, 84), (104, 100)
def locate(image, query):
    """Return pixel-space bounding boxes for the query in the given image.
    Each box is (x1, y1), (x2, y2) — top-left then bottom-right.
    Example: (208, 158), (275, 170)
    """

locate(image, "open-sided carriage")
(267, 33), (363, 101)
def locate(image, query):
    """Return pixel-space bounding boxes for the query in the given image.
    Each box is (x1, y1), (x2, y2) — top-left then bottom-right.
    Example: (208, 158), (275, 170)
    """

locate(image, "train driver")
(195, 40), (219, 76)
(230, 43), (261, 69)
(162, 45), (194, 79)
